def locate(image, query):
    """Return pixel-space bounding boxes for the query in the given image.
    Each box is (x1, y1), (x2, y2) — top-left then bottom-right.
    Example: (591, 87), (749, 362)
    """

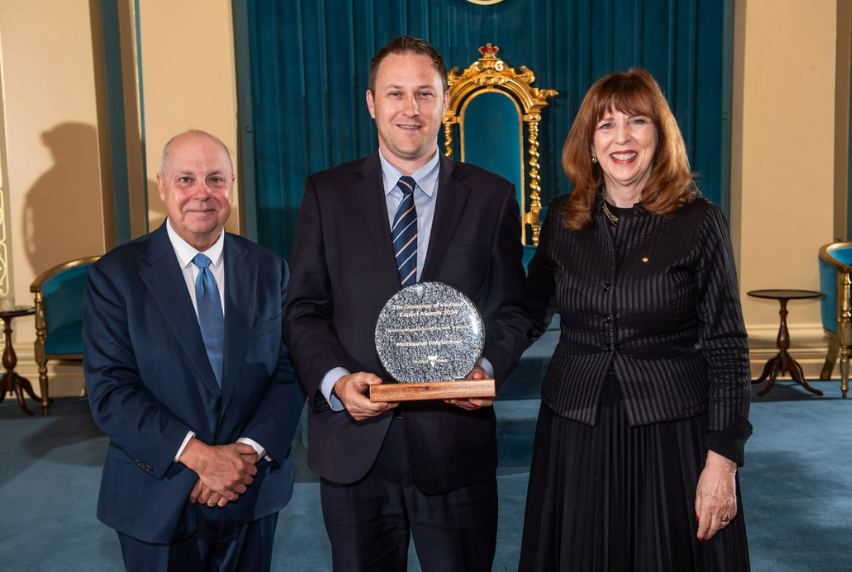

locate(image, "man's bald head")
(159, 130), (233, 177)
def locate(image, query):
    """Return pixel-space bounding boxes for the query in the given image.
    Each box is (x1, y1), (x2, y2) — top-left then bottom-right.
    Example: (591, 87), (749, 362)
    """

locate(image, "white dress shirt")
(165, 220), (267, 463)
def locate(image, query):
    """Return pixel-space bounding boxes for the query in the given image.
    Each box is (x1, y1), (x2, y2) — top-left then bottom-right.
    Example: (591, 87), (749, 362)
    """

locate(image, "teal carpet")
(1, 372), (850, 571)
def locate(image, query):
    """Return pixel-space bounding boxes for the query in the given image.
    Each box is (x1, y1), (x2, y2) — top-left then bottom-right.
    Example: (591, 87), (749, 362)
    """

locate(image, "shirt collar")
(378, 149), (440, 197)
(165, 218), (225, 269)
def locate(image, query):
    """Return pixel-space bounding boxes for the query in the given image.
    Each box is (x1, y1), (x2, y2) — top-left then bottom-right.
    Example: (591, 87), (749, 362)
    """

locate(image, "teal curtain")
(95, 0), (133, 245)
(238, 0), (732, 258)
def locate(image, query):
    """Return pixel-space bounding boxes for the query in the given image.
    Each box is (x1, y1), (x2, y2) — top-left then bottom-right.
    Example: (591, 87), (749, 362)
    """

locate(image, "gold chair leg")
(821, 337), (839, 380)
(838, 272), (852, 398)
(38, 359), (49, 416)
(841, 324), (851, 400)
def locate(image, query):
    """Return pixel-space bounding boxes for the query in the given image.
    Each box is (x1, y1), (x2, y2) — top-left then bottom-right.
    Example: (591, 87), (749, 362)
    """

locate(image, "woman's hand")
(695, 450), (737, 541)
(445, 365), (494, 410)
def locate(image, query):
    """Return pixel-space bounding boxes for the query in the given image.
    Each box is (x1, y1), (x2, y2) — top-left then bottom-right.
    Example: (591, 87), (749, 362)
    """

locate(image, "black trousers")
(117, 504), (278, 572)
(320, 418), (498, 572)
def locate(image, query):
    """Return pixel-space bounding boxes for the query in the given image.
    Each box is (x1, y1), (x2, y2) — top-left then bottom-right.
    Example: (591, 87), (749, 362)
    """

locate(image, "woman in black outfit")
(519, 68), (752, 571)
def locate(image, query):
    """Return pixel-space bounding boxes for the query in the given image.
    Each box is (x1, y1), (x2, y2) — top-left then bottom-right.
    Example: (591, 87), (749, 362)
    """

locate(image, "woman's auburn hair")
(561, 68), (696, 230)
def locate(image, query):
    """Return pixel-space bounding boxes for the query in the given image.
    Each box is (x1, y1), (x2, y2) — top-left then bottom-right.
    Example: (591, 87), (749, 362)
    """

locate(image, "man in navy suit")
(283, 37), (530, 571)
(83, 130), (304, 572)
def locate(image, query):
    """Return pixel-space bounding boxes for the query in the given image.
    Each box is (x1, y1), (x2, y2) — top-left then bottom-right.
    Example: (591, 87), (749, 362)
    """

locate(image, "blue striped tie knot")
(392, 176), (418, 287)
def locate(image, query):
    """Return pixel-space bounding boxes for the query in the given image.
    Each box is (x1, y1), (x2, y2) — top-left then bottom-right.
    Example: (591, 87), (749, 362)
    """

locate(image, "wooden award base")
(370, 379), (495, 402)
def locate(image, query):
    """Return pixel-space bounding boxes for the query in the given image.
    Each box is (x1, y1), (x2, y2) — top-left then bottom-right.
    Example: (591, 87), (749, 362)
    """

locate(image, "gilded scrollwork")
(443, 44), (556, 245)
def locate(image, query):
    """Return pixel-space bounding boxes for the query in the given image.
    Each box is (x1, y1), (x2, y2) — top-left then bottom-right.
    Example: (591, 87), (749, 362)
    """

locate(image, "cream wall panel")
(0, 0), (106, 397)
(138, 0), (240, 234)
(0, 0), (106, 284)
(734, 0), (836, 364)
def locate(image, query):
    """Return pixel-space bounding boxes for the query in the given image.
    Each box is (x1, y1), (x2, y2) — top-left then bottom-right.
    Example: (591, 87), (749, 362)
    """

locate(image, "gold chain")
(601, 188), (618, 226)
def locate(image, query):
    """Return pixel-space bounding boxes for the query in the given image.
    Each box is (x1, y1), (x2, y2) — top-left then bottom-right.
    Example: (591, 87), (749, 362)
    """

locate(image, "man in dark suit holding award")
(83, 130), (304, 572)
(283, 37), (530, 571)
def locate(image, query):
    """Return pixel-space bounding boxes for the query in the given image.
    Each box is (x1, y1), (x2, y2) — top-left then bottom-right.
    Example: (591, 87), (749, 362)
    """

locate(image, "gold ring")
(721, 513), (730, 522)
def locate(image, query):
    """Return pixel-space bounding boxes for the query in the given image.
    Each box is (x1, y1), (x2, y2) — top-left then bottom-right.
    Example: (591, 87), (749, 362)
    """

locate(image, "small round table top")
(747, 289), (822, 301)
(0, 306), (35, 319)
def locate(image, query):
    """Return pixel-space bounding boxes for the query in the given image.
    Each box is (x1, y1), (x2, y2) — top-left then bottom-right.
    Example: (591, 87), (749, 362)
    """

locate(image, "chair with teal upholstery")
(818, 242), (852, 398)
(29, 256), (99, 415)
(443, 44), (557, 265)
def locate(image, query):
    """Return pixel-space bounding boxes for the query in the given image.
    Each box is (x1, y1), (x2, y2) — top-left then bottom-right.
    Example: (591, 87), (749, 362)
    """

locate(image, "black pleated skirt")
(518, 375), (750, 572)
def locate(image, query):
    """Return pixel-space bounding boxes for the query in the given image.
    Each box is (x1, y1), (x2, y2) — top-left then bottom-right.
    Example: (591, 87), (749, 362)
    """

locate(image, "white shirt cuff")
(320, 367), (349, 411)
(237, 437), (271, 462)
(174, 430), (196, 463)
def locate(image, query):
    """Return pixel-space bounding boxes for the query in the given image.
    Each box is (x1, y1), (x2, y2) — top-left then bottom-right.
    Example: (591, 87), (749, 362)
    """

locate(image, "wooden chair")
(29, 256), (99, 415)
(443, 44), (557, 266)
(818, 242), (852, 398)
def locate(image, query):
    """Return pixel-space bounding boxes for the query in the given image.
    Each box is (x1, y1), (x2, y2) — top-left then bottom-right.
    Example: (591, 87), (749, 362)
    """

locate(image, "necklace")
(601, 189), (618, 226)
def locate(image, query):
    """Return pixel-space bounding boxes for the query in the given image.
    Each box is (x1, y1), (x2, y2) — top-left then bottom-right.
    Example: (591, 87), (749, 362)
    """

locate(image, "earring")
(591, 156), (598, 164)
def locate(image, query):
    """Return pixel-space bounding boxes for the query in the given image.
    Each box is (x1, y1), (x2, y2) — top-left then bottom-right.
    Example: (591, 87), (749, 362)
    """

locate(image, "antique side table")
(0, 307), (39, 414)
(747, 289), (823, 396)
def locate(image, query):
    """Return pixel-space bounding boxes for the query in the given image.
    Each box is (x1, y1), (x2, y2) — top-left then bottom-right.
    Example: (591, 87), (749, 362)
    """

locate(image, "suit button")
(604, 315), (612, 323)
(605, 344), (613, 352)
(603, 283), (611, 292)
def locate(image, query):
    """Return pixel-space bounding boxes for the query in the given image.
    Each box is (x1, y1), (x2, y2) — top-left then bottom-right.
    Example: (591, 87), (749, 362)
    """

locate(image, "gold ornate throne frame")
(443, 44), (557, 246)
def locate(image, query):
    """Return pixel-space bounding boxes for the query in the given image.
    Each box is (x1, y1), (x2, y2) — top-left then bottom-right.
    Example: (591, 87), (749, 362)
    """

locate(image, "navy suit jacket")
(83, 223), (304, 544)
(283, 152), (530, 493)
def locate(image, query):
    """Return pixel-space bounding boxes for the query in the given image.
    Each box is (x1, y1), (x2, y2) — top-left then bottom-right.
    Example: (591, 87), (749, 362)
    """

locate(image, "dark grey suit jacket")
(283, 152), (530, 492)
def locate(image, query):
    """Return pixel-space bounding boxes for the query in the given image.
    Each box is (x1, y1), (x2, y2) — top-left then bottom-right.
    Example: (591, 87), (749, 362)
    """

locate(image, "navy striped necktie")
(392, 176), (418, 287)
(192, 253), (224, 387)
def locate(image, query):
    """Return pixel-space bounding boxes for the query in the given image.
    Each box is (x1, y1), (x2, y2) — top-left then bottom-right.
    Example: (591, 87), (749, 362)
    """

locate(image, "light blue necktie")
(392, 176), (418, 287)
(192, 253), (224, 387)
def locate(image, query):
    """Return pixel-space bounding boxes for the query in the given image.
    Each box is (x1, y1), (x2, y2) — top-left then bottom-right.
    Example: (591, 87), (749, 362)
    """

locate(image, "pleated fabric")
(519, 375), (750, 572)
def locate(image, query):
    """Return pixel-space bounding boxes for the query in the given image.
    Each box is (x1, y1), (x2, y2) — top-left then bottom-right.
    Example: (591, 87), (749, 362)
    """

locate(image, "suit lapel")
(138, 224), (221, 397)
(421, 155), (470, 281)
(354, 153), (400, 285)
(220, 235), (254, 409)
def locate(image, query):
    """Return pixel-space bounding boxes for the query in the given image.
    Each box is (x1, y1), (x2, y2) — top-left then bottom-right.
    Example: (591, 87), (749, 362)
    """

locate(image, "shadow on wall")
(24, 122), (104, 277)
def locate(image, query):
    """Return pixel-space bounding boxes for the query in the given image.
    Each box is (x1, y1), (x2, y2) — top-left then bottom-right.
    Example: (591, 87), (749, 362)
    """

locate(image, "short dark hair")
(368, 36), (448, 93)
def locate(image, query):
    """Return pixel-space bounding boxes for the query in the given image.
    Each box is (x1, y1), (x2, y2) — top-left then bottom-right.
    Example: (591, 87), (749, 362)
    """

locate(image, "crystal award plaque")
(370, 282), (496, 401)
